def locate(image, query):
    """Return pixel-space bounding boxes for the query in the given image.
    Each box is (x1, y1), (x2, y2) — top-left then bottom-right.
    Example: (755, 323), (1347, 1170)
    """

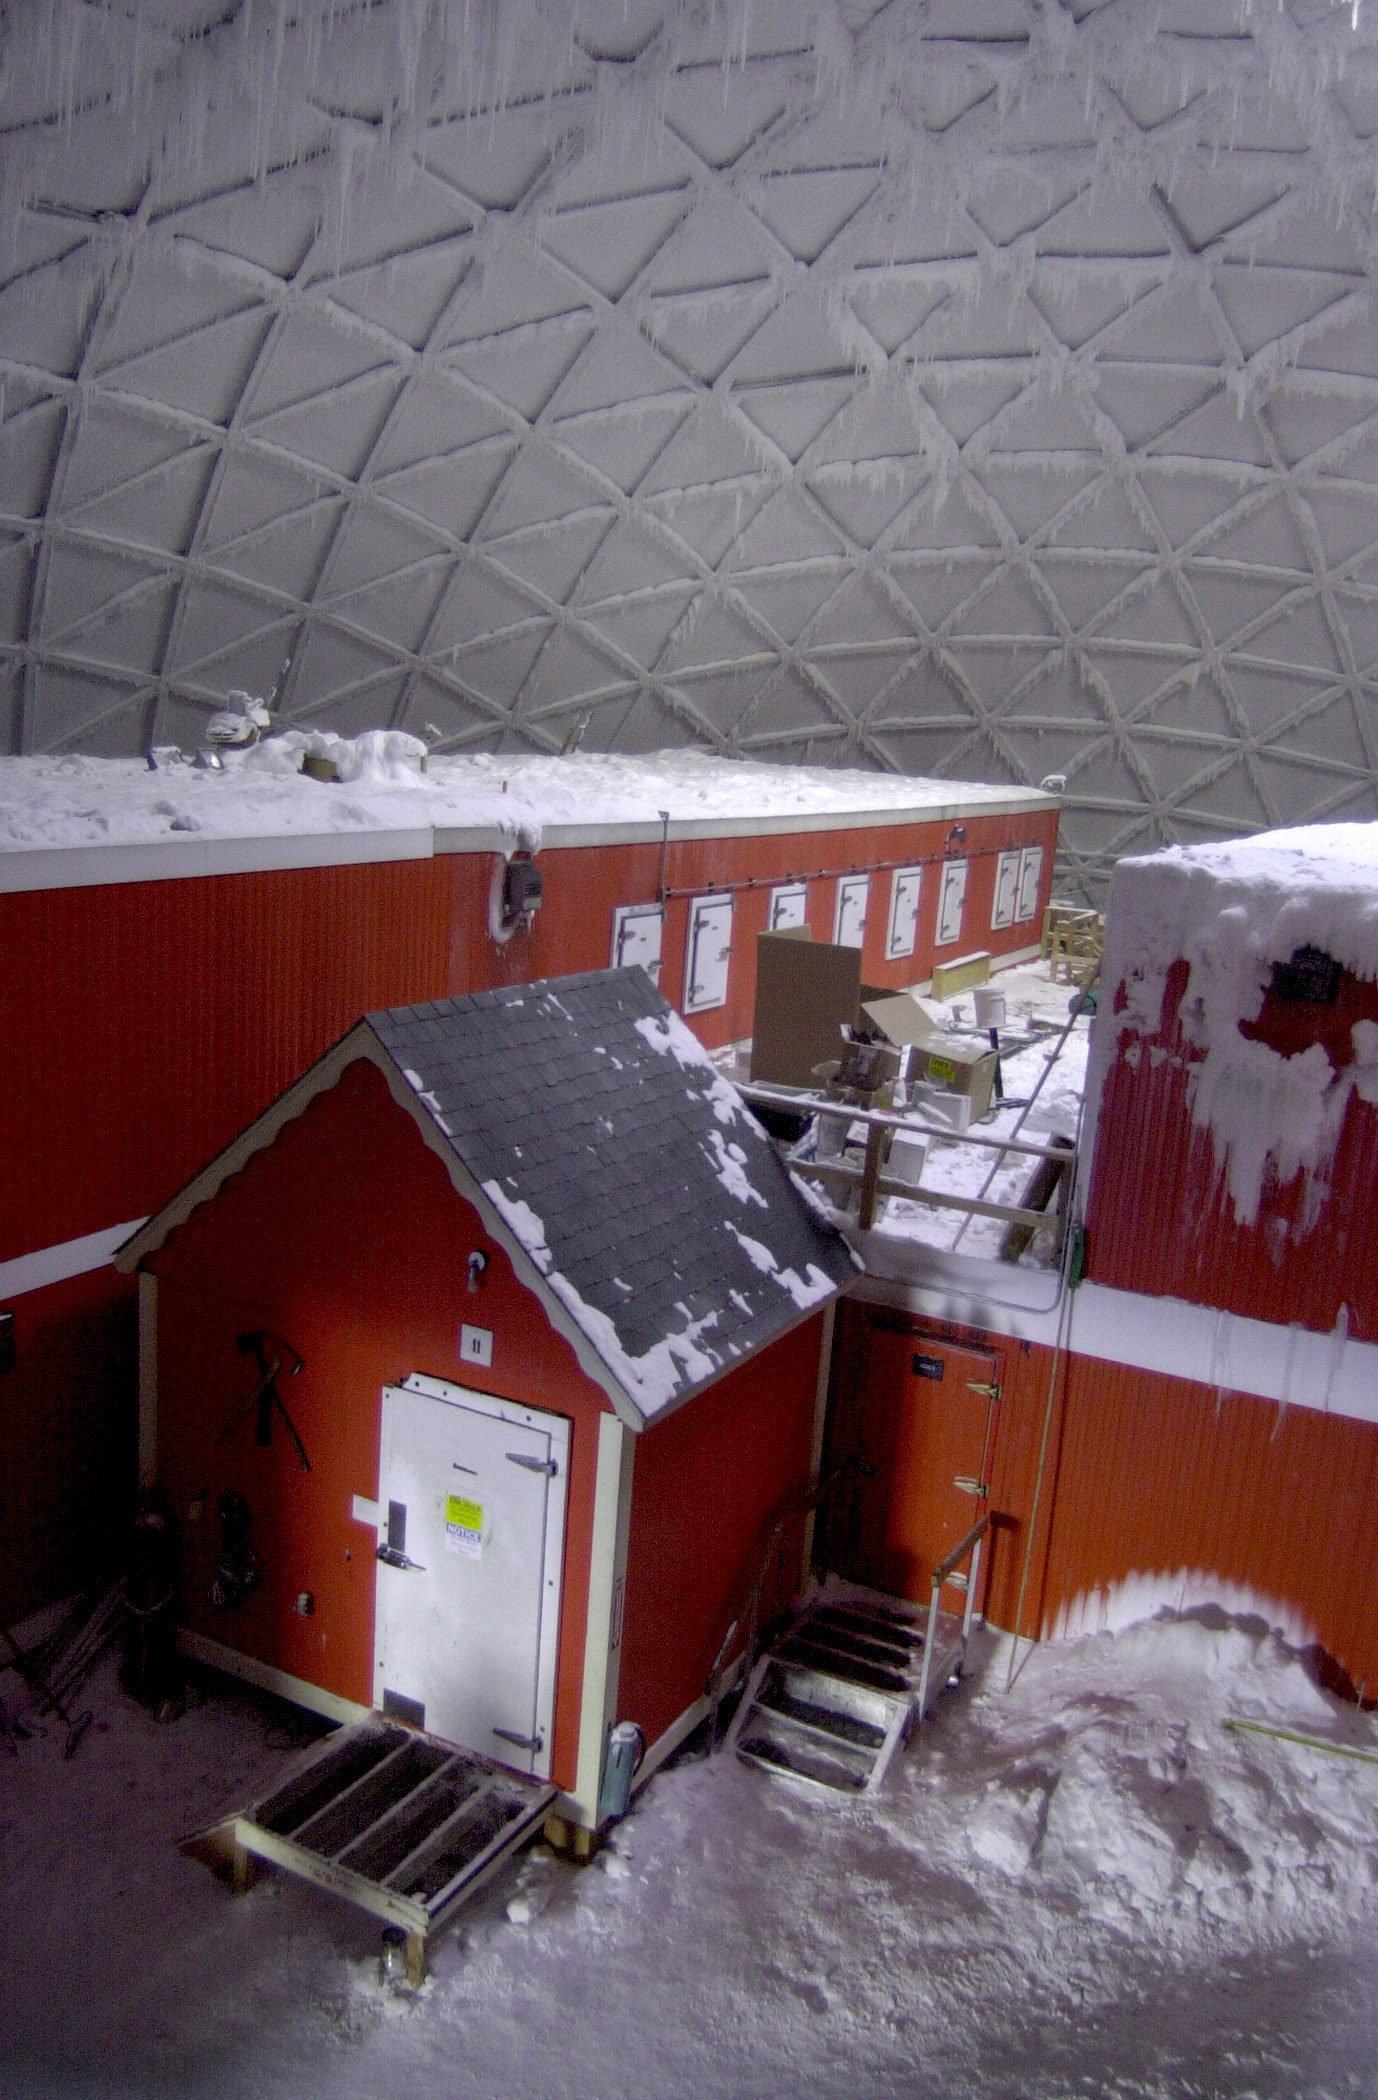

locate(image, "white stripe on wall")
(0, 1219), (147, 1301)
(857, 1266), (1378, 1429)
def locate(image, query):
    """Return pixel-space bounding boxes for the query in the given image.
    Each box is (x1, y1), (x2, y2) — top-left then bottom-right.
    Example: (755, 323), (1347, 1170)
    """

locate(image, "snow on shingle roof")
(370, 968), (856, 1423)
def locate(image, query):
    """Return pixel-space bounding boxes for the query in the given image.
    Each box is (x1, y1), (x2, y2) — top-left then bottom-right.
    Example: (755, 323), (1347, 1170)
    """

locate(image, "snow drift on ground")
(4, 1607), (1378, 2100)
(0, 745), (1038, 857)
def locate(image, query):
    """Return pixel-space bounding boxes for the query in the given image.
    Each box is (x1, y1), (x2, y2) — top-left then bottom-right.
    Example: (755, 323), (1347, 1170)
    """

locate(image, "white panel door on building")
(1015, 845), (1044, 922)
(768, 881), (809, 931)
(683, 893), (734, 1012)
(885, 867), (923, 960)
(990, 850), (1020, 930)
(374, 1377), (569, 1779)
(611, 903), (664, 981)
(935, 859), (968, 947)
(833, 874), (869, 949)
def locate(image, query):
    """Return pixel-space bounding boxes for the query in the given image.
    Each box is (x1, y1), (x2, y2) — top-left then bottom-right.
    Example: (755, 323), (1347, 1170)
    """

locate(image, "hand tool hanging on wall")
(218, 1331), (311, 1471)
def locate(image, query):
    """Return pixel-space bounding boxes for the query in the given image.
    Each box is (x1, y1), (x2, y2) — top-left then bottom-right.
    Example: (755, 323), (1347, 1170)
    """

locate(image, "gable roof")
(119, 968), (857, 1430)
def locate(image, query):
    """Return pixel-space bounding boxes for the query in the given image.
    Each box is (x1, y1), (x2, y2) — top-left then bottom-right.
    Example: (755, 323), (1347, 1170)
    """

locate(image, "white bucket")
(815, 1110), (848, 1159)
(972, 987), (1006, 1030)
(889, 1130), (930, 1186)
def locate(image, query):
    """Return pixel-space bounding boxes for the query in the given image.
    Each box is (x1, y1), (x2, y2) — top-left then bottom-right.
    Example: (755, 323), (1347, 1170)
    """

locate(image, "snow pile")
(243, 729), (429, 784)
(957, 1613), (1377, 1951)
(5, 1608), (1378, 2098)
(1087, 825), (1378, 1229)
(0, 746), (1035, 859)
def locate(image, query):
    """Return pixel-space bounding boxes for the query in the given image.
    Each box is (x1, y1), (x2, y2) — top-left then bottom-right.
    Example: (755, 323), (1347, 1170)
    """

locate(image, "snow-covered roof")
(1085, 820), (1378, 1233)
(118, 966), (856, 1427)
(4, 3), (1378, 903)
(0, 745), (1047, 893)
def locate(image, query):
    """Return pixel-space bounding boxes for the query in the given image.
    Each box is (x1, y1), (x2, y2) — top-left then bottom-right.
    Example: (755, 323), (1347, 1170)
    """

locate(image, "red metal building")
(114, 969), (855, 1835)
(830, 827), (1378, 1702)
(0, 756), (1055, 1623)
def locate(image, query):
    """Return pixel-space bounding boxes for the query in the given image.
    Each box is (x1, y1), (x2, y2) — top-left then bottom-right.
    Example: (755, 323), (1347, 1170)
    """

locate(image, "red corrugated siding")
(1, 803), (1055, 1620)
(1086, 958), (1378, 1340)
(5, 858), (455, 1262)
(0, 1264), (138, 1624)
(618, 1314), (825, 1747)
(838, 1303), (1378, 1698)
(449, 808), (1058, 1049)
(5, 806), (1056, 1262)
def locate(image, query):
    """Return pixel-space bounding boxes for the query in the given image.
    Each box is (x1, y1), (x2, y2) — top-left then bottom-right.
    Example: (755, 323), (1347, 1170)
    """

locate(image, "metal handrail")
(739, 1080), (1074, 1162)
(915, 1511), (990, 1723)
(704, 1459), (862, 1749)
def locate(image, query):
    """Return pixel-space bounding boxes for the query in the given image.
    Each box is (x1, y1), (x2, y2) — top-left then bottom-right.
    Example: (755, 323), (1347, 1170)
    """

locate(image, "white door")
(612, 903), (664, 981)
(885, 867), (923, 960)
(684, 893), (733, 1012)
(833, 874), (869, 949)
(991, 850), (1020, 931)
(768, 882), (809, 931)
(935, 859), (967, 947)
(1016, 845), (1044, 922)
(374, 1375), (569, 1779)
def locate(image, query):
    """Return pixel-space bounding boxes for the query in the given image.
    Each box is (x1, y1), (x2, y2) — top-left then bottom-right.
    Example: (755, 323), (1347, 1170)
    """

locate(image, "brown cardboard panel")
(751, 933), (861, 1087)
(858, 993), (947, 1047)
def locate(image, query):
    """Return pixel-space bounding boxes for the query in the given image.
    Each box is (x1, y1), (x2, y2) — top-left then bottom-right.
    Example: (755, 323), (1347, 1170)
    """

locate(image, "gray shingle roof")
(369, 968), (855, 1421)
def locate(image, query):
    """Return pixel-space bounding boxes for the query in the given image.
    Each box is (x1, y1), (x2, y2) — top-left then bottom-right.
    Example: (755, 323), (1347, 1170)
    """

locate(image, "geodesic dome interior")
(4, 0), (1378, 897)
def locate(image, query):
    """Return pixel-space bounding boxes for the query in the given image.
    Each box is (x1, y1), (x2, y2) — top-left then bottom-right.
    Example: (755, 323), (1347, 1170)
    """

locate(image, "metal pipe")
(657, 838), (1031, 902)
(740, 1081), (1076, 1161)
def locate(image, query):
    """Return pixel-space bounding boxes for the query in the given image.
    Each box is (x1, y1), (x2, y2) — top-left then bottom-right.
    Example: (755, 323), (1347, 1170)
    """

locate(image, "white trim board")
(0, 1218), (147, 1300)
(0, 827), (434, 894)
(2, 794), (1054, 895)
(179, 1628), (371, 1727)
(855, 1271), (1378, 1429)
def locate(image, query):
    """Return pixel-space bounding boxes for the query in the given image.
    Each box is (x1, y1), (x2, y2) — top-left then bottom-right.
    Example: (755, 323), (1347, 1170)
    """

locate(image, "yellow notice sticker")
(444, 1492), (483, 1558)
(925, 1053), (958, 1086)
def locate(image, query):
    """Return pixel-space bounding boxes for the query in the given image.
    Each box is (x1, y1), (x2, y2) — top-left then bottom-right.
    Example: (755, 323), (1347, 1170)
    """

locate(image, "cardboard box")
(911, 1032), (999, 1120)
(858, 991), (948, 1049)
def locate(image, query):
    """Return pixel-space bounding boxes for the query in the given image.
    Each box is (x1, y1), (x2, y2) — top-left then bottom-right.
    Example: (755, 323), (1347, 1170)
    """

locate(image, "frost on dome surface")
(4, 2), (1378, 902)
(1087, 824), (1378, 1233)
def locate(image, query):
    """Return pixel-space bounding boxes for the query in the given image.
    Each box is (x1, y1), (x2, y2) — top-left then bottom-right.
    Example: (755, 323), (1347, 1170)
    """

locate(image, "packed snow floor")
(5, 1609), (1378, 2099)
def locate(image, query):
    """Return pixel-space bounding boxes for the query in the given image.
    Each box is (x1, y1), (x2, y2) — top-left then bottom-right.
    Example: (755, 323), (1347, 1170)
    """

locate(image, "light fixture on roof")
(489, 849), (543, 943)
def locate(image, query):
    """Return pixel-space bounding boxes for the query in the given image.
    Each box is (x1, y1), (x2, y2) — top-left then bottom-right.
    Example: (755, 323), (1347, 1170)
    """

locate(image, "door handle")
(506, 1452), (557, 1476)
(492, 1726), (544, 1752)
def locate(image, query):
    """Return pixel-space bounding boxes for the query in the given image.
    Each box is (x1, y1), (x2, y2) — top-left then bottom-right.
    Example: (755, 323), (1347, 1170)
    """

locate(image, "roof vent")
(1271, 945), (1341, 1005)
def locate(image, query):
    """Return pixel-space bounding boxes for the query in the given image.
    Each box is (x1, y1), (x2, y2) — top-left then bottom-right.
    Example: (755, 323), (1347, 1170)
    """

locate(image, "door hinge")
(506, 1451), (558, 1476)
(492, 1726), (544, 1752)
(953, 1476), (989, 1498)
(376, 1545), (426, 1570)
(966, 1381), (1001, 1399)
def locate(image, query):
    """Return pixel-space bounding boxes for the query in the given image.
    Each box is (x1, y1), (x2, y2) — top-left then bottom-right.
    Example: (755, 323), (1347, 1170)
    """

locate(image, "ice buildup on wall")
(1085, 825), (1378, 1232)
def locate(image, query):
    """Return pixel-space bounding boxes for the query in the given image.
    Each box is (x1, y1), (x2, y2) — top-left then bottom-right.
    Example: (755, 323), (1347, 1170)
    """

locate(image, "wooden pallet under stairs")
(182, 1714), (555, 1982)
(726, 1536), (987, 1796)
